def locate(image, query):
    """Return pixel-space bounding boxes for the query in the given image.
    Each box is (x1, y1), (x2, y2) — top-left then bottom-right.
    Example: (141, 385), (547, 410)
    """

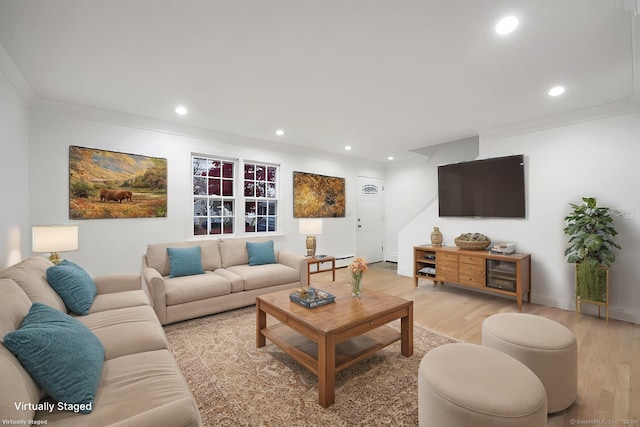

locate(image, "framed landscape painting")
(69, 145), (167, 219)
(293, 171), (345, 218)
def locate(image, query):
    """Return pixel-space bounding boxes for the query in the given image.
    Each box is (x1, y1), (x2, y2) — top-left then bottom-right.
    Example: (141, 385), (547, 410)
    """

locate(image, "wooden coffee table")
(256, 282), (413, 408)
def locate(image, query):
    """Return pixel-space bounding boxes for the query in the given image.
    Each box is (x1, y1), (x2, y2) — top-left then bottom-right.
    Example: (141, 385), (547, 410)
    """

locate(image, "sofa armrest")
(278, 251), (309, 287)
(94, 274), (142, 295)
(142, 255), (168, 325)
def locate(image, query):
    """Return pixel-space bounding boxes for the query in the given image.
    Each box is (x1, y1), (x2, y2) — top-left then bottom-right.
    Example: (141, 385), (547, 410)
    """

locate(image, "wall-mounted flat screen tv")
(438, 154), (525, 218)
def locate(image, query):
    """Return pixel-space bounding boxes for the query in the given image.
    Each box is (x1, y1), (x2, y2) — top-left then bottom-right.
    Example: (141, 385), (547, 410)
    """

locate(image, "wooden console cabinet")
(414, 245), (531, 311)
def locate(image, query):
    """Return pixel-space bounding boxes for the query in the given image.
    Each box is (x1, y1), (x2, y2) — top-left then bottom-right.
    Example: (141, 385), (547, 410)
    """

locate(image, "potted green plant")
(563, 197), (621, 302)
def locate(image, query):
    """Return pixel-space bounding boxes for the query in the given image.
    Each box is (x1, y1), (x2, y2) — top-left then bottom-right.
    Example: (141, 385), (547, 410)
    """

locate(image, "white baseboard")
(531, 294), (640, 324)
(335, 255), (353, 268)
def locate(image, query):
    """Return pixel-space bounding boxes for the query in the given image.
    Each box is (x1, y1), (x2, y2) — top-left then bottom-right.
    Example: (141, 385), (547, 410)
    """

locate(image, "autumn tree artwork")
(69, 145), (167, 219)
(293, 171), (345, 218)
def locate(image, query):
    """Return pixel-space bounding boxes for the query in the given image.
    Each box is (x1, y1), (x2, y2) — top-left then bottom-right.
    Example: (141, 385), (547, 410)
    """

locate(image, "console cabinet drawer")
(436, 253), (459, 282)
(459, 262), (485, 275)
(458, 272), (485, 287)
(459, 255), (484, 266)
(438, 267), (459, 282)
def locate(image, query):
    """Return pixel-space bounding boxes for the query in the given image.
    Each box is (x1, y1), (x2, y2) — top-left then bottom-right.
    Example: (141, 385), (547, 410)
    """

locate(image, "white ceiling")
(0, 0), (638, 162)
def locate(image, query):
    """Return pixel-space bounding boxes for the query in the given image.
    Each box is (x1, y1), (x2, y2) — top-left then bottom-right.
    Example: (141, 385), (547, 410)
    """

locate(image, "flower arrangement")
(349, 257), (368, 297)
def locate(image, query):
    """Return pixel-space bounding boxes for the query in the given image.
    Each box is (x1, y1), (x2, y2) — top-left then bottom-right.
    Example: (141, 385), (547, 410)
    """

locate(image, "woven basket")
(454, 238), (491, 250)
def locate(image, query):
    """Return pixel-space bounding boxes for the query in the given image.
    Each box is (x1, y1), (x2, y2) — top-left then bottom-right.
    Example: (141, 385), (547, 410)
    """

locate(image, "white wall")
(27, 106), (384, 276)
(394, 111), (640, 323)
(0, 68), (30, 267)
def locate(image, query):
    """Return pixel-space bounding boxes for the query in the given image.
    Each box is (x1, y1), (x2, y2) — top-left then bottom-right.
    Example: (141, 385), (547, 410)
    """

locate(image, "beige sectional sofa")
(0, 256), (201, 426)
(142, 237), (308, 325)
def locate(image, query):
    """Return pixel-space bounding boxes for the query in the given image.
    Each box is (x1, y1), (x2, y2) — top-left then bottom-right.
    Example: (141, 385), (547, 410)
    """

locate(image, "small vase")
(351, 274), (363, 298)
(431, 227), (443, 246)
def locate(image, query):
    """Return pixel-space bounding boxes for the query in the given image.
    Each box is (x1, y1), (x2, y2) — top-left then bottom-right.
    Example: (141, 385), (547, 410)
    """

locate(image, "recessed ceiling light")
(344, 145), (352, 151)
(548, 86), (565, 97)
(275, 129), (284, 136)
(495, 16), (519, 35)
(175, 105), (188, 116)
(388, 156), (394, 161)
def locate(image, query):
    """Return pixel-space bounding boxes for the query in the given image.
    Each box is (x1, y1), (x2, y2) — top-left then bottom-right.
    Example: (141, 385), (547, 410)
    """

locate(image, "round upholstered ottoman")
(418, 343), (547, 427)
(482, 313), (577, 414)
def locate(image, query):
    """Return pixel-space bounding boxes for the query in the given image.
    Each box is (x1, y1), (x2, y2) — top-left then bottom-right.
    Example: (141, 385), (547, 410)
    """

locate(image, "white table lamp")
(32, 225), (79, 264)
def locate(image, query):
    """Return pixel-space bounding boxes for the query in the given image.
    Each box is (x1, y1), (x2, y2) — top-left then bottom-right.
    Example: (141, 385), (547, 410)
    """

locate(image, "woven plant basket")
(454, 238), (491, 250)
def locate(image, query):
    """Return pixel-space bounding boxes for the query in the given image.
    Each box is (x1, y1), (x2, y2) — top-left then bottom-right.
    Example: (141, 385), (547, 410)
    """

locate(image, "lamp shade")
(298, 218), (323, 235)
(32, 225), (79, 253)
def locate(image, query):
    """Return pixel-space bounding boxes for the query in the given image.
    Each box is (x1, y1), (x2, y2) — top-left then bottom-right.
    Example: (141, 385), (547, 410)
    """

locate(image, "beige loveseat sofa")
(142, 237), (308, 325)
(0, 256), (201, 426)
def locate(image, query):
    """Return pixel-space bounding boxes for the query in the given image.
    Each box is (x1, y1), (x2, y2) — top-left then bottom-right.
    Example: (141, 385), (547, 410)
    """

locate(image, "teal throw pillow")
(3, 303), (104, 414)
(167, 246), (205, 278)
(246, 240), (277, 266)
(46, 260), (97, 315)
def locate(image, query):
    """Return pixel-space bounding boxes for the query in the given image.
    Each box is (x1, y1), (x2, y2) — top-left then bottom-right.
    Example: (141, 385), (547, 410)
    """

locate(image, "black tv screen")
(438, 154), (525, 218)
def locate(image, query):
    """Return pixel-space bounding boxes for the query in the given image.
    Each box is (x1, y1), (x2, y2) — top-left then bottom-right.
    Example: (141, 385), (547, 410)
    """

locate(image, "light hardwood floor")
(311, 262), (640, 426)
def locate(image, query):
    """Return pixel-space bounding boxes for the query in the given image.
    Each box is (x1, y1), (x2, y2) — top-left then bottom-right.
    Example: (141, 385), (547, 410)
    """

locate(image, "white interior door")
(356, 176), (384, 263)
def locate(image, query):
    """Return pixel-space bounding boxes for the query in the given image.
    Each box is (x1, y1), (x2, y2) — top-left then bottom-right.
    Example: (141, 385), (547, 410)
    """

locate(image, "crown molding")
(0, 42), (36, 108)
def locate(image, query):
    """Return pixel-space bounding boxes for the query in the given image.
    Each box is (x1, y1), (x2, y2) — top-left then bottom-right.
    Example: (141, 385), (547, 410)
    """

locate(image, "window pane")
(244, 164), (254, 180)
(194, 218), (208, 235)
(222, 162), (234, 178)
(256, 165), (265, 181)
(194, 199), (207, 216)
(266, 183), (276, 198)
(222, 179), (234, 196)
(267, 167), (276, 182)
(223, 200), (234, 215)
(223, 218), (234, 234)
(244, 182), (254, 197)
(193, 177), (206, 195)
(256, 182), (265, 197)
(268, 201), (277, 215)
(209, 200), (222, 215)
(208, 160), (220, 177)
(193, 157), (207, 176)
(209, 219), (222, 235)
(208, 178), (220, 196)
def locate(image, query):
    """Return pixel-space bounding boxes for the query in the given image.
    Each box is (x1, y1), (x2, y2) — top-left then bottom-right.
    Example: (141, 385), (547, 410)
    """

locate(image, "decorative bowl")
(454, 233), (491, 250)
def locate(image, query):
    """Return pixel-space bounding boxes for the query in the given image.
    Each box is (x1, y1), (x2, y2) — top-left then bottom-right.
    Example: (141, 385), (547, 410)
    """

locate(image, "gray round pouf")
(482, 313), (577, 414)
(418, 343), (547, 427)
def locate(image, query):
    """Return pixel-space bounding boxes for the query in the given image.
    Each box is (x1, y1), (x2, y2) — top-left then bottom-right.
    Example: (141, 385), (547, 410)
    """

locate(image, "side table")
(307, 256), (336, 284)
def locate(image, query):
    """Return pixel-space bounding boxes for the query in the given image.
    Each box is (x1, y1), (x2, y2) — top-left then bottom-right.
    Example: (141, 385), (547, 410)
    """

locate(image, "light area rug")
(164, 306), (457, 427)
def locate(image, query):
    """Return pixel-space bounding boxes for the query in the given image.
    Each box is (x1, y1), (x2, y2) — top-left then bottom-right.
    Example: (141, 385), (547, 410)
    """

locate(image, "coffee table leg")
(318, 334), (336, 408)
(401, 305), (414, 357)
(256, 301), (266, 348)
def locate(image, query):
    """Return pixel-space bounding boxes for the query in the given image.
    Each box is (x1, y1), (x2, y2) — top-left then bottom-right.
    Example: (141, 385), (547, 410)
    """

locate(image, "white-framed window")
(192, 155), (236, 236)
(243, 162), (279, 233)
(192, 156), (279, 236)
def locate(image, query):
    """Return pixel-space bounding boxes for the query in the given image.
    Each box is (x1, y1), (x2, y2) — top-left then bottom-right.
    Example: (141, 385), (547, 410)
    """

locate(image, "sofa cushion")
(89, 290), (150, 314)
(147, 240), (221, 276)
(246, 240), (277, 266)
(227, 263), (300, 291)
(167, 246), (205, 278)
(78, 305), (168, 360)
(0, 256), (67, 312)
(165, 272), (232, 306)
(3, 303), (104, 413)
(38, 349), (201, 426)
(219, 237), (269, 268)
(46, 260), (97, 315)
(0, 278), (42, 420)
